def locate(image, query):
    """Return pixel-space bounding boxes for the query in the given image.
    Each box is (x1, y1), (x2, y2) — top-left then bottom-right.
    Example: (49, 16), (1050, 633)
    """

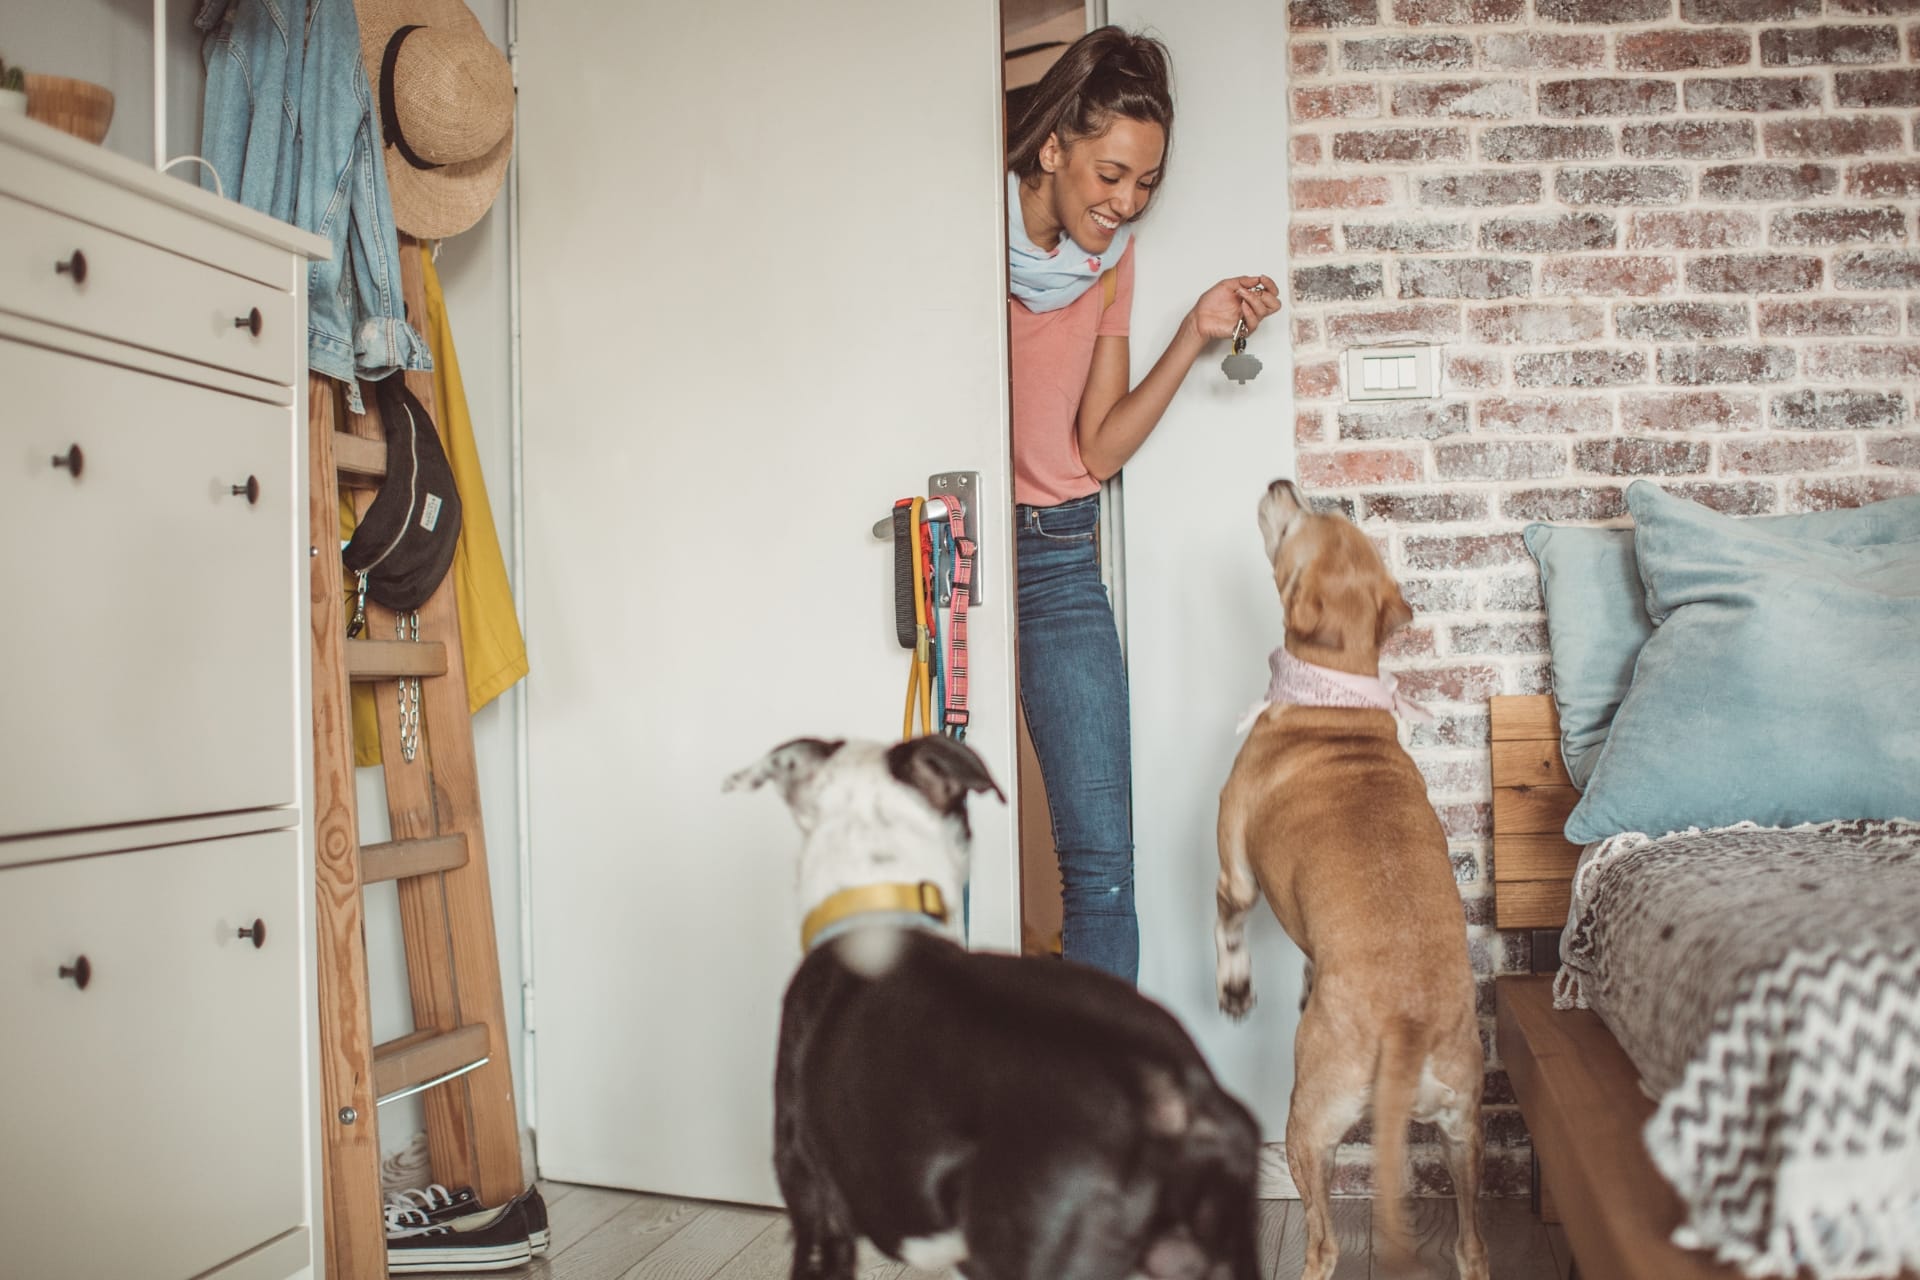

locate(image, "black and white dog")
(726, 735), (1260, 1280)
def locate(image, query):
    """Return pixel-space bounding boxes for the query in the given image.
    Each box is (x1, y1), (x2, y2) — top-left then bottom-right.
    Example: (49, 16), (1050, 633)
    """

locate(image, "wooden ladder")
(306, 235), (524, 1275)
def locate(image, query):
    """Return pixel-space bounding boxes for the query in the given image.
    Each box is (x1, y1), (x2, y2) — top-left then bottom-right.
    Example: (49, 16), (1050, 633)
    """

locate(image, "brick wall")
(1285, 0), (1920, 1197)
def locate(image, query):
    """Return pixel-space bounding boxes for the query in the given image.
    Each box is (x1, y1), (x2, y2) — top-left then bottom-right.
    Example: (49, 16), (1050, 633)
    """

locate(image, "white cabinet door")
(0, 832), (306, 1279)
(0, 341), (297, 845)
(517, 1), (1016, 1205)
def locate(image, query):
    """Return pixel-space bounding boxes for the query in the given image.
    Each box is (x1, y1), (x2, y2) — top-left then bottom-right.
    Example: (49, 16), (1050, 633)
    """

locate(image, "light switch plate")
(1345, 344), (1441, 402)
(928, 471), (983, 606)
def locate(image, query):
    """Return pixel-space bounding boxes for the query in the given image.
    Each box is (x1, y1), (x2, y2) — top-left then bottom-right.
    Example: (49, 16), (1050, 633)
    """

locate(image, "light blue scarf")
(1007, 171), (1133, 314)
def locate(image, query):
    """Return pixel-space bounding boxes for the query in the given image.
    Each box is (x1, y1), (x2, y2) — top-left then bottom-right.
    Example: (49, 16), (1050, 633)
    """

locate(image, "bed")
(1491, 694), (1920, 1280)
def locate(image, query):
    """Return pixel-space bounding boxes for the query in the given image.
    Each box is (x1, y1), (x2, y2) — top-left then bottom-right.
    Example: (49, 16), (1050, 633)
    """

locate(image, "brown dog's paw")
(1218, 981), (1256, 1020)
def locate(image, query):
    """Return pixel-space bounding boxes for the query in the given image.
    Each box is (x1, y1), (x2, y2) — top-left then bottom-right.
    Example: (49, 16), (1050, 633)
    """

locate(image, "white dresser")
(0, 113), (328, 1280)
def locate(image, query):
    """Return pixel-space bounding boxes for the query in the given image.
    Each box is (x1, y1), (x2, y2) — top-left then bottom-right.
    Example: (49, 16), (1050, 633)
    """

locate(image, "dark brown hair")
(1007, 26), (1175, 190)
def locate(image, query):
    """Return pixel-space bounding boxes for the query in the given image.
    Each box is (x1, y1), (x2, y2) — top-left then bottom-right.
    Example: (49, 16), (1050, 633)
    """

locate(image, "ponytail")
(1007, 26), (1174, 190)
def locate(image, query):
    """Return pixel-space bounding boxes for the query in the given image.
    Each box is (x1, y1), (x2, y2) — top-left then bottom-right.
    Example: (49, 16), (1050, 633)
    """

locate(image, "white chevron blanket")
(1555, 819), (1920, 1280)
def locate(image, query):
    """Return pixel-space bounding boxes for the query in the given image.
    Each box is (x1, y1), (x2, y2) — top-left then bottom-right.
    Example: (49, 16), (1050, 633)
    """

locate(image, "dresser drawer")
(0, 193), (296, 386)
(0, 341), (297, 841)
(0, 832), (307, 1279)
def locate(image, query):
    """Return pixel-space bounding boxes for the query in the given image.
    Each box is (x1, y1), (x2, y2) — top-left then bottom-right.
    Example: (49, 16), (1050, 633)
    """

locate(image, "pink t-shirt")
(1010, 240), (1135, 508)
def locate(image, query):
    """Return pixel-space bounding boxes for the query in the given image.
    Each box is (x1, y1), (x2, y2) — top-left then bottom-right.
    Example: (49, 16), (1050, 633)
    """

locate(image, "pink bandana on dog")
(1235, 646), (1434, 734)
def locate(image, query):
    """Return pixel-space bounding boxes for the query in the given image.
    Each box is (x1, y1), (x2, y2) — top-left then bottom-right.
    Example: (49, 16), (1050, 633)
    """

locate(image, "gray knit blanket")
(1555, 819), (1920, 1279)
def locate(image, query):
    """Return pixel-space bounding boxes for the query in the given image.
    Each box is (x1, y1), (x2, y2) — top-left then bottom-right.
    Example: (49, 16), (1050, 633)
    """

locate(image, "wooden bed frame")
(1489, 694), (1747, 1280)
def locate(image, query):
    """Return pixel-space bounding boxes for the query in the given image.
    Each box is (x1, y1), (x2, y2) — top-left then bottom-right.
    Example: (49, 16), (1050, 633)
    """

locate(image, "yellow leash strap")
(902, 498), (931, 738)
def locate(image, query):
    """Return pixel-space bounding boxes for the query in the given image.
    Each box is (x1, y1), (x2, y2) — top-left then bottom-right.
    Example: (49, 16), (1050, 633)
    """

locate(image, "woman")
(1010, 26), (1279, 984)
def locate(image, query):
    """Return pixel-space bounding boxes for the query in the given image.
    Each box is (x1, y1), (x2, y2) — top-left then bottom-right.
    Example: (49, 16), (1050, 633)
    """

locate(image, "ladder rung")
(373, 1024), (490, 1101)
(346, 638), (447, 680)
(334, 431), (386, 483)
(361, 834), (468, 884)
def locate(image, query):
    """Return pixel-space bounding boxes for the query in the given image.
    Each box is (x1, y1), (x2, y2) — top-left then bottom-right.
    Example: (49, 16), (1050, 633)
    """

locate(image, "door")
(517, 2), (1017, 1205)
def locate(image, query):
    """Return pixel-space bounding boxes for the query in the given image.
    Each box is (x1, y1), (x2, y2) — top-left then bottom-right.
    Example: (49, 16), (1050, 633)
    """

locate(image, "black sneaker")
(429, 1185), (548, 1255)
(384, 1184), (480, 1234)
(515, 1186), (550, 1255)
(386, 1200), (534, 1273)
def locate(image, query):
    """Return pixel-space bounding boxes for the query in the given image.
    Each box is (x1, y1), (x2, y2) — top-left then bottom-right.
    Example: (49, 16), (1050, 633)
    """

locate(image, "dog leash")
(901, 498), (933, 739)
(893, 496), (974, 742)
(938, 503), (973, 739)
(928, 516), (948, 726)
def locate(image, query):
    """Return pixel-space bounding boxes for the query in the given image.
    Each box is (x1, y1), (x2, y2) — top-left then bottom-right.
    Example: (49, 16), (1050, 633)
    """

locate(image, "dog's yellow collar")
(801, 881), (948, 951)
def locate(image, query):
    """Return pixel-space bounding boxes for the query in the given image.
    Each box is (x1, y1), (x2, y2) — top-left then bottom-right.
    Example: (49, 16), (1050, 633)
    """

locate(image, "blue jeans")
(1017, 494), (1138, 984)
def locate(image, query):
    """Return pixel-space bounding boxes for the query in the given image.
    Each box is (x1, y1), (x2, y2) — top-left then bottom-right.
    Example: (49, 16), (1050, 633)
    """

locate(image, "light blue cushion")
(1563, 482), (1920, 843)
(1525, 490), (1920, 789)
(1522, 525), (1651, 788)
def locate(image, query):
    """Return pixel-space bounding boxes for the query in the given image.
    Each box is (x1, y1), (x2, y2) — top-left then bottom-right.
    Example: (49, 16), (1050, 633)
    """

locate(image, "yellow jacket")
(348, 246), (528, 765)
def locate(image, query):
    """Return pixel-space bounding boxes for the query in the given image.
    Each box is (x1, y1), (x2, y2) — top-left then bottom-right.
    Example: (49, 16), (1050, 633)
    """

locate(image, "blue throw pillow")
(1563, 482), (1920, 843)
(1525, 490), (1920, 789)
(1523, 525), (1651, 789)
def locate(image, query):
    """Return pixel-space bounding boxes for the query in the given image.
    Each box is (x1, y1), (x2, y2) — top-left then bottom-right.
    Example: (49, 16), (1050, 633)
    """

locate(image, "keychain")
(1222, 281), (1265, 384)
(347, 569), (370, 639)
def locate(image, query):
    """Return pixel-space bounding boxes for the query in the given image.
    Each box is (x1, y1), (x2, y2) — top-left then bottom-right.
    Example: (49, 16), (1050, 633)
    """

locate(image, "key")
(1222, 317), (1263, 384)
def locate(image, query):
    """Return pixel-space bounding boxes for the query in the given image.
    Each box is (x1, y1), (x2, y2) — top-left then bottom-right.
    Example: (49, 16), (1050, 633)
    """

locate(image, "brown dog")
(1214, 480), (1487, 1280)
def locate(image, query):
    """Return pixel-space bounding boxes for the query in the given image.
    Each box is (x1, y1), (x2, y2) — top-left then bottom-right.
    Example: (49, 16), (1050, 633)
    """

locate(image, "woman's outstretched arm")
(1075, 274), (1280, 481)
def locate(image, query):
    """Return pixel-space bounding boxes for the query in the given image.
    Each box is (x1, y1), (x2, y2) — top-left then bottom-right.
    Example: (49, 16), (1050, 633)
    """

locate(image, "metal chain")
(397, 610), (421, 763)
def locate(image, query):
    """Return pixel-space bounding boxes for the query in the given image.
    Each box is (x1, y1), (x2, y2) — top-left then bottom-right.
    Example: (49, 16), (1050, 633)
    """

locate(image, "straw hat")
(356, 0), (513, 239)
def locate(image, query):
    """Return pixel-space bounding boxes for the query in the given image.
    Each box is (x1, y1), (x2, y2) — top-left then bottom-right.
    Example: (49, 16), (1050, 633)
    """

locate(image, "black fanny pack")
(343, 375), (463, 611)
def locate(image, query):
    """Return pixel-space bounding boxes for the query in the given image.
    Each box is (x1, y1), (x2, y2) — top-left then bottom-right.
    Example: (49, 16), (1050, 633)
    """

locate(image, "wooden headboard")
(1489, 695), (1584, 929)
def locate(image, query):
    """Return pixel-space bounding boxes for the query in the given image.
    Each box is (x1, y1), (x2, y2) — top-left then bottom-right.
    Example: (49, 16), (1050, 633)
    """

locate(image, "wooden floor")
(453, 1182), (1574, 1280)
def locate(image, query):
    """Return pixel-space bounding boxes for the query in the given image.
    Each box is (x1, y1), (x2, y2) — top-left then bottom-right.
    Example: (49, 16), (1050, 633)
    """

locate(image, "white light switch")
(1345, 344), (1441, 402)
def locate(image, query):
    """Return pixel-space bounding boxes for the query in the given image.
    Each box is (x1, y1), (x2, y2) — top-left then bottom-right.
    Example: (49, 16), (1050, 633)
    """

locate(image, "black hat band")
(380, 25), (445, 172)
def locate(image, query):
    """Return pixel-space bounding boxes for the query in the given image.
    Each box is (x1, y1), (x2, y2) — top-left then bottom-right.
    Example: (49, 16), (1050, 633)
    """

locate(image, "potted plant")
(0, 54), (26, 116)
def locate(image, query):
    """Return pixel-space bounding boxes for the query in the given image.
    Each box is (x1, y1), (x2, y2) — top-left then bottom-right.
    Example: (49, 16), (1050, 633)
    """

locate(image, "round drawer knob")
(55, 250), (88, 285)
(231, 476), (261, 505)
(51, 444), (84, 478)
(238, 918), (267, 949)
(58, 956), (92, 990)
(235, 307), (263, 338)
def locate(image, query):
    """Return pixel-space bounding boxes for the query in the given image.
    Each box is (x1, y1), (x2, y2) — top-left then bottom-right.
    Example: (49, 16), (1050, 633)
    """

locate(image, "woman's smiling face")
(1041, 115), (1165, 252)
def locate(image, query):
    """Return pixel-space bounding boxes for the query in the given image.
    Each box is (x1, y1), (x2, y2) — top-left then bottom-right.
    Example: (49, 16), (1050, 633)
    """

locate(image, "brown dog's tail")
(1370, 1021), (1424, 1273)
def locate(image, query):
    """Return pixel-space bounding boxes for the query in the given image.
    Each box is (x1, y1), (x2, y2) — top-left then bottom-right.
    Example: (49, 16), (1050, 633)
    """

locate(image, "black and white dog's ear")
(887, 736), (1006, 827)
(723, 738), (845, 801)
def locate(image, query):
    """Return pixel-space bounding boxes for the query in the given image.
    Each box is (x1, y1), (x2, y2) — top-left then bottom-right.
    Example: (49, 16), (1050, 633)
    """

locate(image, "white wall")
(2, 0), (205, 175)
(1104, 0), (1300, 1145)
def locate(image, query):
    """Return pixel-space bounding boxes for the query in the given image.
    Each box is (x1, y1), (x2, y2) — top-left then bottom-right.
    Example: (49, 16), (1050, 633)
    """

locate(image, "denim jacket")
(198, 0), (430, 408)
